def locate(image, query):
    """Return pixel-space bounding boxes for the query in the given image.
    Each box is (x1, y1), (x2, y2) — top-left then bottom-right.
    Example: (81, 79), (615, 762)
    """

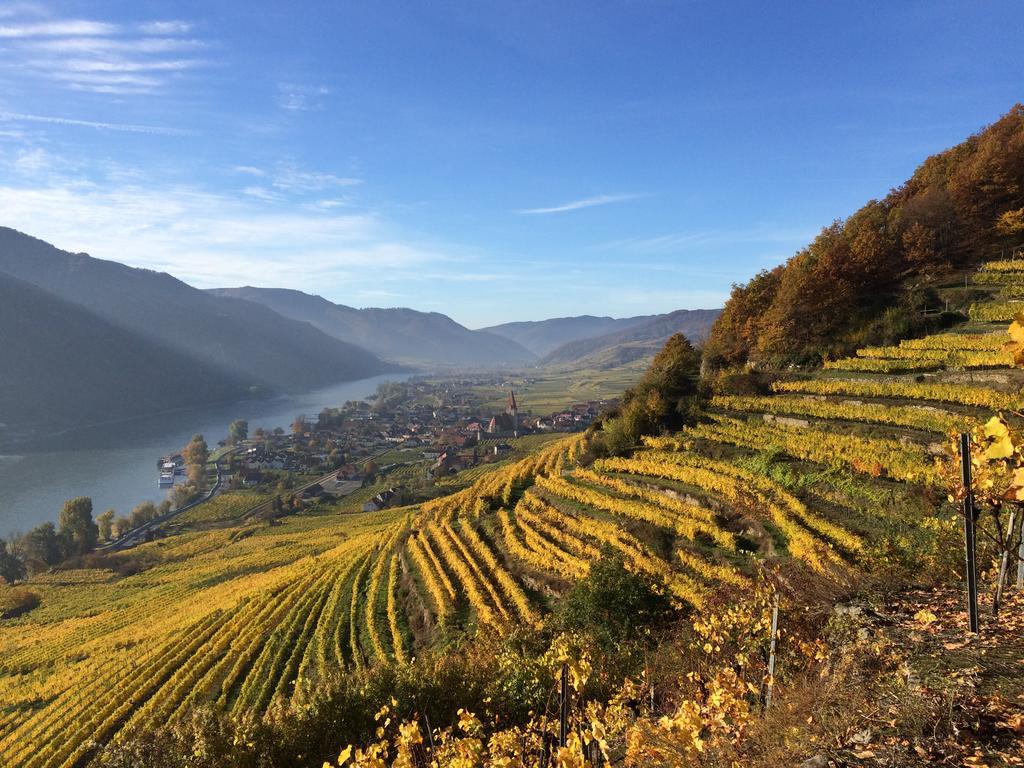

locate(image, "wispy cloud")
(0, 19), (115, 37)
(241, 186), (281, 202)
(50, 71), (163, 88)
(0, 110), (193, 136)
(138, 20), (192, 35)
(313, 198), (354, 210)
(517, 193), (644, 215)
(232, 161), (361, 193)
(0, 5), (208, 94)
(11, 145), (51, 173)
(594, 227), (816, 254)
(0, 169), (454, 291)
(48, 57), (203, 73)
(27, 36), (205, 54)
(0, 3), (47, 19)
(271, 162), (361, 191)
(277, 82), (330, 112)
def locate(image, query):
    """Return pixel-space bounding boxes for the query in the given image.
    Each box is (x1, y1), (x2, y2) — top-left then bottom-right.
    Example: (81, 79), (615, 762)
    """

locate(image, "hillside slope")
(0, 271), (251, 437)
(705, 104), (1024, 368)
(0, 228), (394, 394)
(210, 286), (536, 366)
(539, 308), (720, 366)
(480, 314), (656, 357)
(4, 258), (1021, 767)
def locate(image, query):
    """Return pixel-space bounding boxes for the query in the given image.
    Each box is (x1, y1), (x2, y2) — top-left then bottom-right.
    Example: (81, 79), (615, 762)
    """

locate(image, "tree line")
(0, 495), (175, 583)
(704, 104), (1024, 368)
(0, 434), (212, 585)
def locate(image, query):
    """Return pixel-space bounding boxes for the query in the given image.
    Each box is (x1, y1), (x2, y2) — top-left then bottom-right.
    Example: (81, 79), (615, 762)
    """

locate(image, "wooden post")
(764, 592), (780, 710)
(1017, 512), (1024, 589)
(558, 662), (569, 749)
(993, 510), (1017, 615)
(423, 707), (435, 754)
(960, 433), (980, 634)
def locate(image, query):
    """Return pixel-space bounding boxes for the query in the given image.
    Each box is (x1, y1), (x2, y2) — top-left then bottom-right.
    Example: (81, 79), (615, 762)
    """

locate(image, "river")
(0, 374), (409, 538)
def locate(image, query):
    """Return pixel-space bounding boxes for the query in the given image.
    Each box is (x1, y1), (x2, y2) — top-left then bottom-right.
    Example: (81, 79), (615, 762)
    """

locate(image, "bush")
(849, 288), (965, 353)
(171, 483), (200, 509)
(618, 333), (703, 442)
(0, 587), (39, 618)
(557, 552), (675, 653)
(588, 416), (633, 457)
(710, 369), (777, 396)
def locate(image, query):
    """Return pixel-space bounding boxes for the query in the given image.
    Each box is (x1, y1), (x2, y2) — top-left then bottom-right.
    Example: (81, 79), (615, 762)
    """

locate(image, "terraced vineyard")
(2, 258), (1022, 766)
(173, 491), (269, 524)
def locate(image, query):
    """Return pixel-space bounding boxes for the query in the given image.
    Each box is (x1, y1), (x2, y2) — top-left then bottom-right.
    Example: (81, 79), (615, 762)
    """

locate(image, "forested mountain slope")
(210, 286), (536, 366)
(705, 104), (1024, 368)
(0, 271), (250, 436)
(0, 228), (394, 394)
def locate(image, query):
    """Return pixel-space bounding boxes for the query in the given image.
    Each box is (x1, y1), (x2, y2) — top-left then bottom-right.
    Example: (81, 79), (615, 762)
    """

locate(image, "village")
(205, 375), (619, 514)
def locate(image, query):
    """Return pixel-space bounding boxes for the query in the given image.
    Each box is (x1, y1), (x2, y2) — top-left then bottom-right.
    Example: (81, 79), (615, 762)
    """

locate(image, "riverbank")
(0, 374), (410, 537)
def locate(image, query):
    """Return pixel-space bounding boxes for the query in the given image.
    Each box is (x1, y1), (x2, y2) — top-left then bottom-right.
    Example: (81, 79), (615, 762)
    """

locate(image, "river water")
(0, 374), (408, 537)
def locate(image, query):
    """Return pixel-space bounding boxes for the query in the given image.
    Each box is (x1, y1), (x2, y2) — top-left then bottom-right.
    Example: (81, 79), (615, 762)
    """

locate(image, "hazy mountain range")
(480, 315), (659, 357)
(212, 288), (720, 369)
(0, 227), (720, 440)
(537, 309), (721, 367)
(0, 228), (392, 393)
(0, 228), (395, 439)
(209, 286), (536, 366)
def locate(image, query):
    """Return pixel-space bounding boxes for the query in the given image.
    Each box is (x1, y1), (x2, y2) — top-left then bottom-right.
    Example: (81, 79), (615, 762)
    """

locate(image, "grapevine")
(771, 377), (1019, 410)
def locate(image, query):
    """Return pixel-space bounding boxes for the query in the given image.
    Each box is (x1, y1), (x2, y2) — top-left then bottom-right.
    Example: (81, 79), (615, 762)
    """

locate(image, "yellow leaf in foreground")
(984, 416), (1009, 439)
(985, 432), (1014, 460)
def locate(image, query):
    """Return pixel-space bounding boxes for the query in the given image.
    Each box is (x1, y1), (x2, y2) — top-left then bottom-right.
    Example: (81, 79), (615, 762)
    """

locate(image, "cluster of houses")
(219, 377), (618, 511)
(235, 445), (317, 487)
(533, 401), (608, 432)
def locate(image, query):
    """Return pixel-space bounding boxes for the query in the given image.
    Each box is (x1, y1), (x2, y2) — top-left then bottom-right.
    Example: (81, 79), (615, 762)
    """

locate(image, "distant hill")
(539, 309), (721, 367)
(0, 228), (394, 395)
(0, 271), (253, 437)
(209, 286), (536, 366)
(705, 104), (1024, 368)
(480, 315), (656, 357)
(550, 340), (667, 370)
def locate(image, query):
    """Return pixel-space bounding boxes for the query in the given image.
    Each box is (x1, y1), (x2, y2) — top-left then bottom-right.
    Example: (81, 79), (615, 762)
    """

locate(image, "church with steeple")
(486, 389), (521, 437)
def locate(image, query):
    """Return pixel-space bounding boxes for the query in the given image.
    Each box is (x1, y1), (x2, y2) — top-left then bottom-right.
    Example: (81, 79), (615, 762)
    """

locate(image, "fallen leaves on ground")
(828, 586), (1024, 766)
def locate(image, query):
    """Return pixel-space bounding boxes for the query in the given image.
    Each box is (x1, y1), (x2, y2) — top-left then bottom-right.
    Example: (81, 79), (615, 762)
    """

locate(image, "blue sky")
(0, 1), (1020, 327)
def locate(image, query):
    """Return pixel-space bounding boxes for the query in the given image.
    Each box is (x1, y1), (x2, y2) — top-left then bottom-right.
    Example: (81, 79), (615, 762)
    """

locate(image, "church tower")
(507, 389), (518, 437)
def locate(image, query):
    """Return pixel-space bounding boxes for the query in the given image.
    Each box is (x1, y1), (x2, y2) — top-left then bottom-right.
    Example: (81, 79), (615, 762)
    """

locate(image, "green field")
(476, 361), (646, 414)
